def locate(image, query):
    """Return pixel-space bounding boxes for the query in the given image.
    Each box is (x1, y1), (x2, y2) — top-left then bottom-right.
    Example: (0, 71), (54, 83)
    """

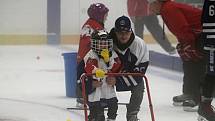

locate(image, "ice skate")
(172, 94), (191, 106)
(183, 99), (198, 112)
(76, 98), (84, 108)
(198, 115), (209, 121)
(197, 98), (215, 121)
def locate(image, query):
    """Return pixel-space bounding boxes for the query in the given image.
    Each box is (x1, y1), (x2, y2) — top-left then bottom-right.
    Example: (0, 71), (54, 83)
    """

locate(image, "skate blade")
(183, 106), (198, 112)
(173, 102), (183, 106)
(198, 115), (208, 121)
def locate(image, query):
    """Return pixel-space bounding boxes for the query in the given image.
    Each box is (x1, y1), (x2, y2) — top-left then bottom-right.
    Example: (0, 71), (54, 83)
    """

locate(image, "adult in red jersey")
(76, 3), (109, 107)
(127, 0), (176, 54)
(149, 0), (206, 112)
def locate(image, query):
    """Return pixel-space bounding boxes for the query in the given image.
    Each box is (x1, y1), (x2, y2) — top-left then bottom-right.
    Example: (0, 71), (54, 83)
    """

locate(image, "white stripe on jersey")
(207, 35), (215, 39)
(203, 29), (215, 33)
(203, 23), (215, 27)
(122, 76), (131, 86)
(204, 47), (215, 51)
(128, 75), (138, 86)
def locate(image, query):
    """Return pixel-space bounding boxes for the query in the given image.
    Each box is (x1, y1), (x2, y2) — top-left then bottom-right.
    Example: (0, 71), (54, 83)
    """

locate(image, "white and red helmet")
(91, 30), (113, 55)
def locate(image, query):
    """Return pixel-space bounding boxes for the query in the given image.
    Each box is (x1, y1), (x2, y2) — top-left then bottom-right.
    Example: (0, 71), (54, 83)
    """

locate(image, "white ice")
(0, 45), (211, 121)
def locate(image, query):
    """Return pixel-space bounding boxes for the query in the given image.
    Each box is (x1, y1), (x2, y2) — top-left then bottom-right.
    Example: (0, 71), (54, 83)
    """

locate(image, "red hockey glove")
(176, 43), (203, 61)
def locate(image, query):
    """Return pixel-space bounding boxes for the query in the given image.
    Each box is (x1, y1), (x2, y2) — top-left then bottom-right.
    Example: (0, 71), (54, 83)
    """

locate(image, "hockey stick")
(118, 102), (128, 105)
(67, 107), (88, 110)
(67, 107), (108, 111)
(66, 102), (128, 110)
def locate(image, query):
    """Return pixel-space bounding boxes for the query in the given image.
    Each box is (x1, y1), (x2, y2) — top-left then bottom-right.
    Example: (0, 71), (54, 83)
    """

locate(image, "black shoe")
(198, 102), (215, 121)
(173, 94), (191, 106)
(183, 99), (198, 112)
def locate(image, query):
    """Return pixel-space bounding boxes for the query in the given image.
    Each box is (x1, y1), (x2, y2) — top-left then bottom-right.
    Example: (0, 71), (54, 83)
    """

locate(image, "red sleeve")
(77, 36), (91, 62)
(161, 5), (196, 45)
(85, 58), (98, 73)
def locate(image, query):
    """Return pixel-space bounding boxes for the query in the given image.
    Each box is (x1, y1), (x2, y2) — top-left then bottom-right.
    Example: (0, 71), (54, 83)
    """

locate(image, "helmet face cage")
(91, 31), (113, 55)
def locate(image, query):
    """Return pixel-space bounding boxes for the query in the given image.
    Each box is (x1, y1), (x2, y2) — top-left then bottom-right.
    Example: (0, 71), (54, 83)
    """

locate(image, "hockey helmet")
(91, 30), (113, 55)
(87, 3), (109, 22)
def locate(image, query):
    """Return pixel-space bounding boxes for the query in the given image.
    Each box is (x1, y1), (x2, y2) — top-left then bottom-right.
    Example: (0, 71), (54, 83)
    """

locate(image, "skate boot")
(127, 112), (139, 121)
(76, 98), (84, 108)
(172, 94), (191, 106)
(126, 103), (140, 121)
(127, 115), (139, 121)
(198, 98), (215, 121)
(95, 115), (105, 121)
(183, 99), (198, 112)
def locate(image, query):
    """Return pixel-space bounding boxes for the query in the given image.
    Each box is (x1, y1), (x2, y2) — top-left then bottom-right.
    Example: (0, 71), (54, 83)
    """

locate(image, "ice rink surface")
(0, 45), (213, 121)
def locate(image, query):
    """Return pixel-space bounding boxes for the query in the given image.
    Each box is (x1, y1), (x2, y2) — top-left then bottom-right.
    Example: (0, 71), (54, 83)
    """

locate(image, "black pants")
(182, 59), (206, 102)
(130, 15), (174, 52)
(202, 50), (215, 98)
(88, 98), (118, 120)
(202, 74), (215, 98)
(126, 81), (145, 118)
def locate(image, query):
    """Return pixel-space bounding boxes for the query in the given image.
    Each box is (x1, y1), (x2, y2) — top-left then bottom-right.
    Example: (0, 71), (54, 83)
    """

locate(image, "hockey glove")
(95, 69), (106, 78)
(100, 49), (110, 63)
(176, 43), (203, 61)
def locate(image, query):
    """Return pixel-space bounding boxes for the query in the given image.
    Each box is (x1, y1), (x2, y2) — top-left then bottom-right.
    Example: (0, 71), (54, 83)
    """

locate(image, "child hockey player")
(76, 3), (109, 107)
(83, 30), (122, 121)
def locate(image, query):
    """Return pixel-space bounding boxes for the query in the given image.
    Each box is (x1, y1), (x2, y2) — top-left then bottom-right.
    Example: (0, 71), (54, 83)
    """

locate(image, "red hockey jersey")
(160, 1), (202, 45)
(83, 50), (121, 102)
(77, 18), (104, 63)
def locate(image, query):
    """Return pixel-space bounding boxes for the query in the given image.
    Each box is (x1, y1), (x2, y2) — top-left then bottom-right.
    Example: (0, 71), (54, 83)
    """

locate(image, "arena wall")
(0, 0), (177, 45)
